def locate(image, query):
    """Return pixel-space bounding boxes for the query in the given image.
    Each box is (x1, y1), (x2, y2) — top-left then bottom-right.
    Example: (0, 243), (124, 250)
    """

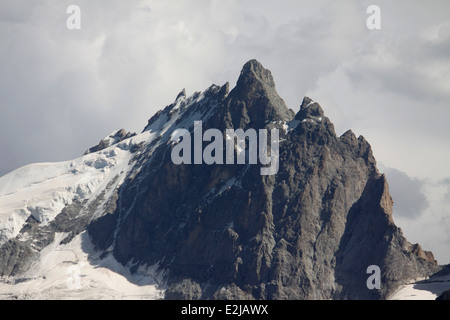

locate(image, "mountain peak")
(0, 59), (444, 301)
(175, 88), (186, 103)
(237, 59), (276, 89)
(298, 96), (324, 115)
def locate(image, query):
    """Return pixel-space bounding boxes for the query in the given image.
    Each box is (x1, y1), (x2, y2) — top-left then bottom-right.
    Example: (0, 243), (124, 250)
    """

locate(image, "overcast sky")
(0, 0), (449, 263)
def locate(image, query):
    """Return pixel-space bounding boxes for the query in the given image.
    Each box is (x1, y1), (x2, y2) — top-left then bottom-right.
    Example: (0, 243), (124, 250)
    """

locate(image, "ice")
(0, 232), (165, 300)
(305, 100), (316, 108)
(388, 275), (450, 300)
(0, 129), (157, 244)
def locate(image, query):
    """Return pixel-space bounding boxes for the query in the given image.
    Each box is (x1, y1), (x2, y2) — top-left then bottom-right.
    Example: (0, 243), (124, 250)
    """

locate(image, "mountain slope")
(88, 60), (441, 299)
(0, 59), (444, 299)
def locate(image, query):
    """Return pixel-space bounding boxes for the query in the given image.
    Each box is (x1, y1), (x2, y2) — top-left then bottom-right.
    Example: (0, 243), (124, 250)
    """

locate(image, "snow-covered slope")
(0, 231), (164, 299)
(0, 130), (155, 244)
(388, 275), (450, 300)
(0, 84), (221, 244)
(0, 85), (224, 299)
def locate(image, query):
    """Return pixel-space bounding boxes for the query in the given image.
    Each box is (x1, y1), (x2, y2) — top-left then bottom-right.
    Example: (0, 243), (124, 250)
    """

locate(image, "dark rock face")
(209, 59), (295, 132)
(87, 60), (440, 299)
(437, 289), (450, 300)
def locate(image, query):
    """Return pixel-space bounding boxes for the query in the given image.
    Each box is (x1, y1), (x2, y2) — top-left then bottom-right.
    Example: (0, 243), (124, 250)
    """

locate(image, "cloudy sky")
(0, 0), (449, 263)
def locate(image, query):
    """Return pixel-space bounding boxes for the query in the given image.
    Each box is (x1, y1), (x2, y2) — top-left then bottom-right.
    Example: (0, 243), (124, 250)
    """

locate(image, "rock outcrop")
(437, 289), (450, 300)
(87, 60), (440, 299)
(84, 129), (136, 155)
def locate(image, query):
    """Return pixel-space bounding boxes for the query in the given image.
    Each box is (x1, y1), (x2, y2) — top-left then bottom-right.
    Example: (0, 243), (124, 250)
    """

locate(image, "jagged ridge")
(87, 60), (440, 299)
(0, 59), (442, 300)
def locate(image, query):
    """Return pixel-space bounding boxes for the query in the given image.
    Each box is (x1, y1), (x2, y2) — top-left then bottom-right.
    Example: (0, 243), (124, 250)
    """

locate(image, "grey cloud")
(237, 0), (370, 110)
(439, 177), (450, 205)
(344, 1), (450, 105)
(346, 40), (450, 105)
(0, 1), (124, 176)
(440, 177), (450, 185)
(383, 167), (429, 219)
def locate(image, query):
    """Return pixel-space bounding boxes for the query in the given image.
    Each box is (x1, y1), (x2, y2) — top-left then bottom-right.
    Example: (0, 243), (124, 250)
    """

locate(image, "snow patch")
(0, 129), (157, 244)
(388, 275), (450, 300)
(0, 232), (165, 300)
(282, 120), (301, 133)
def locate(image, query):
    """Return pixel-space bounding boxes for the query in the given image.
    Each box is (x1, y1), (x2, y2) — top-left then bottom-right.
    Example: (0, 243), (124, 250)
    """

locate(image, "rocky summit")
(0, 59), (443, 299)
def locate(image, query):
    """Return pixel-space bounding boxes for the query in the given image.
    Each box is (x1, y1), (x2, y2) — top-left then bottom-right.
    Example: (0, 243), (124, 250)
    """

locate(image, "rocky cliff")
(87, 60), (440, 299)
(0, 59), (441, 299)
